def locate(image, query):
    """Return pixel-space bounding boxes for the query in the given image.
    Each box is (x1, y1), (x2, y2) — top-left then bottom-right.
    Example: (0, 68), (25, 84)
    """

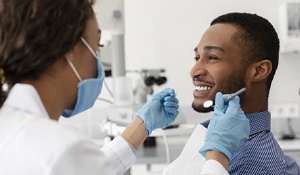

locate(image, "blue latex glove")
(132, 88), (179, 135)
(199, 92), (250, 160)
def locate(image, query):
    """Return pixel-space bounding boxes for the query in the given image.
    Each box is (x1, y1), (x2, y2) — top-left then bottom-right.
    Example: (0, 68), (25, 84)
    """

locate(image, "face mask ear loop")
(81, 37), (97, 58)
(65, 56), (83, 82)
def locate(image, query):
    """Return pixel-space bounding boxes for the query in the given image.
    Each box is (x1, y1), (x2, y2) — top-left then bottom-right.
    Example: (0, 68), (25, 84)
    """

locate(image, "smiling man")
(164, 12), (299, 175)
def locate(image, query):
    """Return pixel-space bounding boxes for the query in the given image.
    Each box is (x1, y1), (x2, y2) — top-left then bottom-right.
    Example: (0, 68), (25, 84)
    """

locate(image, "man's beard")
(192, 70), (246, 113)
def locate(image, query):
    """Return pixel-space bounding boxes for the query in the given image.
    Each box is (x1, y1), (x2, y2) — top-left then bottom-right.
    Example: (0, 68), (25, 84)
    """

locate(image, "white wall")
(121, 0), (300, 135)
(123, 0), (300, 106)
(62, 0), (300, 138)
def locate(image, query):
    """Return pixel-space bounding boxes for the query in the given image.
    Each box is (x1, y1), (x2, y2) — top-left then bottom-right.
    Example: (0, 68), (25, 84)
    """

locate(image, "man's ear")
(249, 60), (272, 82)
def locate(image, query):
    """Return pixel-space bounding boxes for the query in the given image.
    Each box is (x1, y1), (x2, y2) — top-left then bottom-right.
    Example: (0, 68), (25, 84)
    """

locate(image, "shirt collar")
(246, 111), (271, 136)
(4, 83), (50, 118)
(201, 111), (271, 136)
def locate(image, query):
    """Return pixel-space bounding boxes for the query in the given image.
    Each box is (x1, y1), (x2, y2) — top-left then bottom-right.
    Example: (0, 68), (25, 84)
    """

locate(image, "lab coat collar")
(201, 111), (271, 136)
(3, 83), (50, 118)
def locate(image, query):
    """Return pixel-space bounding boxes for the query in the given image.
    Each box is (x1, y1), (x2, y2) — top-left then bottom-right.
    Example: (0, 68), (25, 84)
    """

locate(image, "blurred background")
(60, 0), (300, 174)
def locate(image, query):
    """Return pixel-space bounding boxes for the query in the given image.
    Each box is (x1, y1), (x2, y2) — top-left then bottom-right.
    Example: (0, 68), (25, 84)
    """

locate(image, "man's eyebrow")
(204, 46), (225, 52)
(194, 46), (224, 53)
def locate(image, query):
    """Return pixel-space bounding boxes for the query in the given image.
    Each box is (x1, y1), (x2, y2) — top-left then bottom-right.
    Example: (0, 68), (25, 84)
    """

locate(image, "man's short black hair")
(211, 12), (280, 92)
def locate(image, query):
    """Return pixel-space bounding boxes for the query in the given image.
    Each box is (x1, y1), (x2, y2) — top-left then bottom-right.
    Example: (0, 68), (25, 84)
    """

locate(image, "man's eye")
(208, 56), (219, 61)
(194, 56), (200, 61)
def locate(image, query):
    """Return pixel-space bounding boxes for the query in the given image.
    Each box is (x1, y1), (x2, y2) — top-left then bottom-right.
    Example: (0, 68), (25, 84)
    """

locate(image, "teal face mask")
(62, 38), (105, 118)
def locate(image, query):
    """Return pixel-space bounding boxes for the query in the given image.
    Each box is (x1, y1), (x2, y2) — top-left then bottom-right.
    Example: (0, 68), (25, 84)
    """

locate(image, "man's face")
(190, 23), (246, 113)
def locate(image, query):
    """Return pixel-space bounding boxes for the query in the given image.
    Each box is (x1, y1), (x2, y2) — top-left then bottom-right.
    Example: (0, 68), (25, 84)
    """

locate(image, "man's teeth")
(195, 86), (211, 91)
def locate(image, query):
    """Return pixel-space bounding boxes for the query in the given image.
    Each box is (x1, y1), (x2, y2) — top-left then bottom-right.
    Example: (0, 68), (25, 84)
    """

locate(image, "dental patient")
(164, 12), (299, 175)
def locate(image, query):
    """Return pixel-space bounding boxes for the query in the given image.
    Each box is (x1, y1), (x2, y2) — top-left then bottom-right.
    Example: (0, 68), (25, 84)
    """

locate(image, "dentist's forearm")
(121, 116), (148, 150)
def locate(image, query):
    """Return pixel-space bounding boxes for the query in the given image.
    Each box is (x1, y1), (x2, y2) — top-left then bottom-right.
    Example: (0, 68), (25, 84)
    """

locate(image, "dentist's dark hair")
(0, 0), (95, 106)
(211, 12), (280, 95)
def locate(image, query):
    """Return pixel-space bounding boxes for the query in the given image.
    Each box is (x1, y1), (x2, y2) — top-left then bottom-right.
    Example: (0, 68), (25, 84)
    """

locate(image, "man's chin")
(192, 103), (213, 113)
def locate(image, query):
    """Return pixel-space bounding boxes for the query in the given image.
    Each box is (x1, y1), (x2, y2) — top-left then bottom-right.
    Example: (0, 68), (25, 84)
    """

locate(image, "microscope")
(104, 69), (167, 140)
(133, 69), (167, 105)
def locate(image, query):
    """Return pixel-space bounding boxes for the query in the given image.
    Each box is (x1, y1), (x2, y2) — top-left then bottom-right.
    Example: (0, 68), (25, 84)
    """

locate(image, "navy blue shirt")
(202, 111), (299, 175)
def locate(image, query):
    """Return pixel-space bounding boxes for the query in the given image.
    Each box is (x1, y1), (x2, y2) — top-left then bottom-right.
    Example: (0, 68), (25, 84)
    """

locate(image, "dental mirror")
(203, 100), (214, 108)
(203, 87), (246, 108)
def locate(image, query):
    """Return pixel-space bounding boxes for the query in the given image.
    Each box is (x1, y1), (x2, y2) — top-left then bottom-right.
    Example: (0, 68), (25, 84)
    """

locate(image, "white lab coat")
(0, 84), (136, 175)
(0, 83), (228, 175)
(163, 124), (229, 175)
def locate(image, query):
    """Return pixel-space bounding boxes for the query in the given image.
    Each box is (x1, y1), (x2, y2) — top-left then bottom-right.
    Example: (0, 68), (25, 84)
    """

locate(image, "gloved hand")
(132, 88), (179, 135)
(199, 92), (250, 160)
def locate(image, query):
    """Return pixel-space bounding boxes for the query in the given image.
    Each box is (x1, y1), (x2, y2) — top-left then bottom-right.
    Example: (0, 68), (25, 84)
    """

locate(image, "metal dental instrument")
(203, 87), (246, 108)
